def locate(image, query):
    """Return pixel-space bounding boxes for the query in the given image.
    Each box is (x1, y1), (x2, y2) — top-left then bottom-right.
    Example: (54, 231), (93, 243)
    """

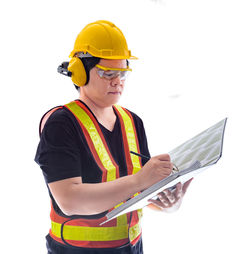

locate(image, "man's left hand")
(148, 178), (193, 213)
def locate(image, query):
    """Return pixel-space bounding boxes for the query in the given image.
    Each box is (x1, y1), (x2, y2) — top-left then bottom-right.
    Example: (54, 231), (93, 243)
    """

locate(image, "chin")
(110, 99), (120, 105)
(101, 98), (119, 107)
(107, 94), (122, 105)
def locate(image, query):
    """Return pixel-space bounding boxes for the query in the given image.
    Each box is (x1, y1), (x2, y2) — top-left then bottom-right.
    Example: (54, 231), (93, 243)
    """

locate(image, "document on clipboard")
(101, 118), (227, 225)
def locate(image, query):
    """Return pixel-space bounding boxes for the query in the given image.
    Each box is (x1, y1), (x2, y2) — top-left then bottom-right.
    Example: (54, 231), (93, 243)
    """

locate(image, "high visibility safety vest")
(40, 100), (143, 249)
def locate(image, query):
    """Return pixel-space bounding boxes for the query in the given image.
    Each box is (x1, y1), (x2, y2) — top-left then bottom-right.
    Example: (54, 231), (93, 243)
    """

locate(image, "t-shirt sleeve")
(34, 109), (82, 183)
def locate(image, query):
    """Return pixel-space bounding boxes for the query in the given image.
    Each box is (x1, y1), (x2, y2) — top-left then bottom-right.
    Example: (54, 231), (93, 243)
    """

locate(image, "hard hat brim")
(69, 50), (138, 60)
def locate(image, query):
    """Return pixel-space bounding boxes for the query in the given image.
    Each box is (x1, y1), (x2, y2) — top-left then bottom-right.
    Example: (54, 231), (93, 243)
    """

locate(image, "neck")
(78, 93), (114, 119)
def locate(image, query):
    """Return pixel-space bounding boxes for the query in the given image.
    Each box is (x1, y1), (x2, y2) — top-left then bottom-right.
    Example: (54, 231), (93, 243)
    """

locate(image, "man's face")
(81, 59), (128, 107)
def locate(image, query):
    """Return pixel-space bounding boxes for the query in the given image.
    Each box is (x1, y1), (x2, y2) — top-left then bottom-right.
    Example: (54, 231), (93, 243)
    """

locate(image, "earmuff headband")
(57, 62), (72, 77)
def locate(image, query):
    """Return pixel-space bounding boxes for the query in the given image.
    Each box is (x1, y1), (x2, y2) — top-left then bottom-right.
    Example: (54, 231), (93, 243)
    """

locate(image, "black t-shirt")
(34, 100), (150, 254)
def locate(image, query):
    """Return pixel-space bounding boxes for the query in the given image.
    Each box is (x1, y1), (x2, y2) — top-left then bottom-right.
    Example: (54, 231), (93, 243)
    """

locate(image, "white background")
(1, 0), (249, 253)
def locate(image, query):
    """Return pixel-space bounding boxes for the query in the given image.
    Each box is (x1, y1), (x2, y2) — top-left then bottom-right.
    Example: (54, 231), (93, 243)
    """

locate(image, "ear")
(68, 57), (87, 87)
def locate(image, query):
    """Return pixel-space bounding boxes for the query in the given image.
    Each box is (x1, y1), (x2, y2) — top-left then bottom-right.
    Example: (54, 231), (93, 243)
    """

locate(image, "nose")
(110, 74), (123, 87)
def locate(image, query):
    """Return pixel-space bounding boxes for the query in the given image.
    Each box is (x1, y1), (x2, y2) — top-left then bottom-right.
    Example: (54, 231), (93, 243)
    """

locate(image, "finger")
(147, 202), (162, 211)
(158, 161), (173, 169)
(174, 182), (183, 199)
(154, 153), (171, 161)
(157, 192), (171, 207)
(182, 178), (193, 194)
(155, 162), (172, 177)
(162, 189), (175, 204)
(148, 198), (167, 209)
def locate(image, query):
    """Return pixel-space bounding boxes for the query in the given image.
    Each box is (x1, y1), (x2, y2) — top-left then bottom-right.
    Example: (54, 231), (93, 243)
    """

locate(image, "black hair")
(74, 58), (130, 91)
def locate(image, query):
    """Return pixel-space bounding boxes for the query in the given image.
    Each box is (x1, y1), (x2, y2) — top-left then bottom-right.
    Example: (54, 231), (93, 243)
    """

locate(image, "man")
(35, 20), (191, 254)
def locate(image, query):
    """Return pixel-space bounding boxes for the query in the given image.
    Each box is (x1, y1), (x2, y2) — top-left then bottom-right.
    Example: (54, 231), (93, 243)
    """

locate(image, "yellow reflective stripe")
(129, 222), (141, 242)
(51, 221), (129, 241)
(129, 209), (143, 242)
(66, 102), (116, 182)
(114, 105), (141, 174)
(137, 208), (143, 219)
(117, 214), (128, 226)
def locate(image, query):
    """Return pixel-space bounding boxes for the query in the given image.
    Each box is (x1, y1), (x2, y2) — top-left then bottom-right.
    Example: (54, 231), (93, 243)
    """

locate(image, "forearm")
(64, 174), (142, 216)
(49, 154), (173, 216)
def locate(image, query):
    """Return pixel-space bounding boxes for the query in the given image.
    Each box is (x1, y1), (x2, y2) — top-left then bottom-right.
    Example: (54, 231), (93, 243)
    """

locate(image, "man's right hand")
(135, 154), (173, 190)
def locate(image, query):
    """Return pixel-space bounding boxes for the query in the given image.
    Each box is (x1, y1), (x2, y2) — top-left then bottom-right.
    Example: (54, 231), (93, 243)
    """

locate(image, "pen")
(130, 150), (179, 192)
(130, 151), (179, 173)
(130, 151), (150, 160)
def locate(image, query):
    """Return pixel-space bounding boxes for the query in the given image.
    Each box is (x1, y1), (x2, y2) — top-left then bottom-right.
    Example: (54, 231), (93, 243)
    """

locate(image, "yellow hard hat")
(69, 20), (137, 60)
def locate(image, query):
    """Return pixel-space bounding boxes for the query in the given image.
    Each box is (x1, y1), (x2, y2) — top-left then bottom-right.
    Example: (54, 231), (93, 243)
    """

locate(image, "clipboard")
(101, 118), (227, 225)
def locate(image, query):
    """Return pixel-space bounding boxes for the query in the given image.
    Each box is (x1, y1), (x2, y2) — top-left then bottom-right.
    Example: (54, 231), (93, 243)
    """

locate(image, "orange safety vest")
(40, 100), (143, 248)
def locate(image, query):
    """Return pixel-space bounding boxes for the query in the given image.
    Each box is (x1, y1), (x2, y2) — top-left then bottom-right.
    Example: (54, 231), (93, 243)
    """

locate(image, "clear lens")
(103, 70), (119, 79)
(97, 68), (129, 81)
(120, 71), (129, 80)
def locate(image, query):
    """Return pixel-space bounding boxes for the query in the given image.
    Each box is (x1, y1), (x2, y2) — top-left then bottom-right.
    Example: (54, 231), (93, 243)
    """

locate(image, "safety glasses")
(95, 64), (132, 81)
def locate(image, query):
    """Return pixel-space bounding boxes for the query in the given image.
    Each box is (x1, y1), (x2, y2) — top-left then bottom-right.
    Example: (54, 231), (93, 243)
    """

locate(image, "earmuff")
(57, 57), (87, 87)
